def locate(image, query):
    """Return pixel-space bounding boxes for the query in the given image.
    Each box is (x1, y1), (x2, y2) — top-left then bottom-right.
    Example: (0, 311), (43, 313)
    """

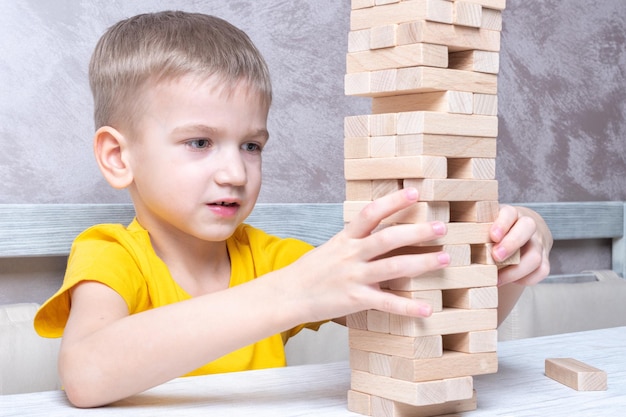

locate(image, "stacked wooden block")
(343, 0), (510, 415)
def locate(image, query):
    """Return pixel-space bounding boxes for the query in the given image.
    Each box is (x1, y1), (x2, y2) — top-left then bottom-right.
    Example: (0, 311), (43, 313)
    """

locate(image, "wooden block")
(385, 289), (444, 312)
(473, 93), (498, 115)
(370, 136), (396, 157)
(460, 0), (506, 11)
(454, 1), (482, 28)
(351, 348), (371, 372)
(481, 7), (503, 31)
(348, 28), (371, 52)
(346, 67), (498, 97)
(376, 0), (401, 5)
(416, 222), (493, 245)
(372, 179), (402, 198)
(396, 67), (498, 96)
(370, 113), (398, 136)
(348, 389), (372, 416)
(350, 0), (453, 31)
(345, 136), (370, 159)
(442, 286), (498, 309)
(396, 134), (497, 158)
(443, 329), (498, 353)
(346, 43), (448, 73)
(391, 350), (498, 382)
(448, 50), (500, 74)
(370, 390), (477, 417)
(381, 244), (470, 268)
(472, 243), (521, 266)
(345, 114), (370, 138)
(369, 352), (393, 376)
(396, 111), (498, 137)
(388, 264), (498, 291)
(450, 200), (499, 222)
(370, 24), (398, 49)
(545, 358), (608, 391)
(404, 178), (498, 201)
(347, 310), (369, 330)
(367, 309), (391, 333)
(344, 200), (450, 223)
(389, 307), (497, 337)
(396, 20), (501, 52)
(447, 157), (496, 179)
(372, 91), (473, 115)
(346, 180), (373, 201)
(352, 0), (376, 9)
(351, 371), (473, 407)
(349, 328), (443, 359)
(344, 156), (447, 180)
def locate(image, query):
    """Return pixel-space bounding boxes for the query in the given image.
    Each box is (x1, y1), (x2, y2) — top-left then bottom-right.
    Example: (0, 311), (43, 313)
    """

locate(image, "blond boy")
(34, 11), (552, 408)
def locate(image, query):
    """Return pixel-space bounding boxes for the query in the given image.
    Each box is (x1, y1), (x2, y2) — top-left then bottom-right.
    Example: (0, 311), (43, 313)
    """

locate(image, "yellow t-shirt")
(34, 219), (322, 375)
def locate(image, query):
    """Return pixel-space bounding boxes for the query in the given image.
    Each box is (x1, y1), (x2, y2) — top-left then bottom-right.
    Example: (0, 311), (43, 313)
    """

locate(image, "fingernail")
(432, 221), (446, 235)
(491, 225), (504, 241)
(438, 252), (450, 266)
(494, 246), (507, 262)
(419, 304), (433, 317)
(404, 187), (418, 200)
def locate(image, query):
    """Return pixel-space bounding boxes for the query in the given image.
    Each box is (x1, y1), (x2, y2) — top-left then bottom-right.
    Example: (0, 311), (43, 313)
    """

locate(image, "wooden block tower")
(343, 0), (510, 415)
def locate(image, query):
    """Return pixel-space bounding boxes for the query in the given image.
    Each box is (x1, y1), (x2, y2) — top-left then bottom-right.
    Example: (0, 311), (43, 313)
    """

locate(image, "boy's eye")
(242, 142), (263, 153)
(187, 139), (211, 149)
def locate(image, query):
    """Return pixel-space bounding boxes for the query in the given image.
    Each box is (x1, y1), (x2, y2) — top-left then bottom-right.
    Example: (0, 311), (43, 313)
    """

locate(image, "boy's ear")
(93, 126), (134, 189)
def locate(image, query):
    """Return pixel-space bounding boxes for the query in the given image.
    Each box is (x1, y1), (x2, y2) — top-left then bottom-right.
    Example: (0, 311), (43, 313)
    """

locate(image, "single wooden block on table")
(351, 370), (473, 407)
(349, 328), (444, 359)
(545, 358), (608, 391)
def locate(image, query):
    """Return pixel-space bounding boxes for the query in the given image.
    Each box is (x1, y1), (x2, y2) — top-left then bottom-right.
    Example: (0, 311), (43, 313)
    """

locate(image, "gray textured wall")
(1, 1), (625, 303)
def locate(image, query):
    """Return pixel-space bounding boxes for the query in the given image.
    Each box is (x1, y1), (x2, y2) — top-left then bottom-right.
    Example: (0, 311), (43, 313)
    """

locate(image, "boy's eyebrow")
(172, 124), (269, 141)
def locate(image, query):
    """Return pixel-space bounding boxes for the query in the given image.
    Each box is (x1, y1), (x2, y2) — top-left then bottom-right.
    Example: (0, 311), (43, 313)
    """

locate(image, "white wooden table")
(1, 326), (624, 416)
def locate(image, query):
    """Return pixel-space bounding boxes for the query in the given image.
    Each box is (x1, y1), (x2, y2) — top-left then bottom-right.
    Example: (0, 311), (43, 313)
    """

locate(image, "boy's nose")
(214, 150), (247, 186)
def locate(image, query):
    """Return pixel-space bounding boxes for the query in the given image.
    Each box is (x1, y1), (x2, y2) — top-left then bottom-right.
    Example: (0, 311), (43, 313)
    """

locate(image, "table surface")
(1, 326), (625, 417)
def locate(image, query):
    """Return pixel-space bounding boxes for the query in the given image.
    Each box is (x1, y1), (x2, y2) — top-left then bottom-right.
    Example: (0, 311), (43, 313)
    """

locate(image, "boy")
(34, 11), (552, 408)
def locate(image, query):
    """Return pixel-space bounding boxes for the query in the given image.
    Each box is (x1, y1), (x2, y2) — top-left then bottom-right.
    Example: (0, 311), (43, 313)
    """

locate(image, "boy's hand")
(490, 205), (553, 286)
(291, 188), (450, 322)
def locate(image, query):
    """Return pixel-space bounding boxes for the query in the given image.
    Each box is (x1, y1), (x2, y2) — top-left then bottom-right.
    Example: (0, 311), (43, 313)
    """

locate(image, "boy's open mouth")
(211, 202), (239, 207)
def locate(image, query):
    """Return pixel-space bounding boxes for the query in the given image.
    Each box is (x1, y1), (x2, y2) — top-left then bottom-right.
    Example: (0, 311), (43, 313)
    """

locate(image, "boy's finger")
(345, 188), (419, 239)
(359, 221), (447, 261)
(365, 251), (450, 284)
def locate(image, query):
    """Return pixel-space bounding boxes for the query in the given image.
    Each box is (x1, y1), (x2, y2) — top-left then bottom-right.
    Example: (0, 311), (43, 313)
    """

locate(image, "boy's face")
(124, 74), (269, 244)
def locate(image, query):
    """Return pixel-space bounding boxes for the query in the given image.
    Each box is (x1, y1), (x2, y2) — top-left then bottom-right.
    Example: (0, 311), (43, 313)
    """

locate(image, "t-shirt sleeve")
(34, 224), (148, 338)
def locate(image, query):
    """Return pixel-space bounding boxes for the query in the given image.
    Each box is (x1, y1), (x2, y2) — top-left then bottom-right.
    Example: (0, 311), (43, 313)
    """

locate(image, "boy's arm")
(59, 188), (450, 408)
(490, 205), (553, 325)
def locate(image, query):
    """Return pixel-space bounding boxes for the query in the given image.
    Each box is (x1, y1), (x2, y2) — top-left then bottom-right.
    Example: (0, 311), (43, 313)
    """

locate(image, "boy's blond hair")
(89, 10), (272, 132)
